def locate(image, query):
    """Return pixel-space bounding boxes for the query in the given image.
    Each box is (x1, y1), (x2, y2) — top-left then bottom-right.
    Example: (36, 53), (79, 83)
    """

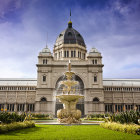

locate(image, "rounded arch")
(40, 97), (47, 102)
(93, 97), (99, 102)
(55, 74), (84, 95)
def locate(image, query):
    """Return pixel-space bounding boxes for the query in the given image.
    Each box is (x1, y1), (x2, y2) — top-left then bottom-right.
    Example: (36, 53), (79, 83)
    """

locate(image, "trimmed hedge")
(31, 113), (53, 120)
(0, 121), (35, 133)
(100, 122), (140, 135)
(84, 118), (104, 121)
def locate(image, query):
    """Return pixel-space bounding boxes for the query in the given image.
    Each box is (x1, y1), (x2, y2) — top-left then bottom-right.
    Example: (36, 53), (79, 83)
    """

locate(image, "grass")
(0, 125), (140, 140)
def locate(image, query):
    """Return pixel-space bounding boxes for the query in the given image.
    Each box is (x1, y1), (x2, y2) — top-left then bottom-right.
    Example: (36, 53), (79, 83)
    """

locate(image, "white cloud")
(0, 0), (140, 78)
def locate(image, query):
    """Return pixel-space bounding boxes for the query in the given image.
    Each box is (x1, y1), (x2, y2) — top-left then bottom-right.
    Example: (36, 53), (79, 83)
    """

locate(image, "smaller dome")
(89, 48), (99, 53)
(39, 46), (52, 56)
(41, 46), (51, 53)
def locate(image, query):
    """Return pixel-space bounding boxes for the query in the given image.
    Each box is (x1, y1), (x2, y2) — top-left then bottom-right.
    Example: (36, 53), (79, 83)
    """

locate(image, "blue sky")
(0, 0), (140, 78)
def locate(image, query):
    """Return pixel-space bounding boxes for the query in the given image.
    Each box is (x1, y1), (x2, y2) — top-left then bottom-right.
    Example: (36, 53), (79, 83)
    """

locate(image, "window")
(92, 59), (97, 64)
(64, 51), (66, 57)
(77, 34), (81, 37)
(83, 53), (85, 59)
(7, 104), (14, 111)
(55, 53), (57, 59)
(59, 52), (61, 58)
(105, 104), (113, 112)
(27, 104), (35, 112)
(0, 104), (4, 111)
(78, 51), (79, 58)
(68, 32), (72, 36)
(71, 51), (73, 57)
(95, 60), (97, 64)
(43, 59), (45, 64)
(80, 52), (81, 58)
(43, 75), (46, 82)
(59, 34), (63, 37)
(114, 104), (123, 112)
(40, 97), (47, 102)
(94, 75), (97, 82)
(93, 97), (99, 102)
(74, 50), (76, 57)
(17, 104), (24, 112)
(67, 51), (69, 57)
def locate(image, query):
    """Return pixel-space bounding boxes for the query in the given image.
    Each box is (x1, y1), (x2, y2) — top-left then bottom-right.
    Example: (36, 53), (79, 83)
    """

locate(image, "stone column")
(4, 104), (7, 111)
(24, 103), (27, 112)
(14, 103), (17, 112)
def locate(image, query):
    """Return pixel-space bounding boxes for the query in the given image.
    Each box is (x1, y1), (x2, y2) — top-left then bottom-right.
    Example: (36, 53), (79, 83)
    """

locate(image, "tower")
(35, 20), (104, 115)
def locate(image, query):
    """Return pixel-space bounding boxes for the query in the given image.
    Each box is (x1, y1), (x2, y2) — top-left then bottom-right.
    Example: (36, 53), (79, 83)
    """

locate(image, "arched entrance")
(55, 75), (85, 116)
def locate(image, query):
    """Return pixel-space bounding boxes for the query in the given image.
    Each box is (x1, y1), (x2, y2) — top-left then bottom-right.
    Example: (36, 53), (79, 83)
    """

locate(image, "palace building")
(0, 21), (140, 115)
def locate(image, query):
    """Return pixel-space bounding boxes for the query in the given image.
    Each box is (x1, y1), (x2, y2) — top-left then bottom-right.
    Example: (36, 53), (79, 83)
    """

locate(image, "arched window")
(68, 32), (72, 36)
(55, 75), (84, 95)
(43, 75), (46, 82)
(93, 97), (99, 102)
(77, 34), (81, 37)
(95, 60), (97, 64)
(43, 59), (47, 64)
(40, 97), (47, 102)
(59, 34), (63, 37)
(94, 75), (97, 82)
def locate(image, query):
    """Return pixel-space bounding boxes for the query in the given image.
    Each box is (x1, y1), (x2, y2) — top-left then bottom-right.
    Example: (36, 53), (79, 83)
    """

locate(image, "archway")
(55, 75), (85, 116)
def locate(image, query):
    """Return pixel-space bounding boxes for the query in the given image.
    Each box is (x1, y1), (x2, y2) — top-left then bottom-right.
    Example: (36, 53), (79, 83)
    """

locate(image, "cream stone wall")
(0, 86), (36, 112)
(35, 46), (104, 115)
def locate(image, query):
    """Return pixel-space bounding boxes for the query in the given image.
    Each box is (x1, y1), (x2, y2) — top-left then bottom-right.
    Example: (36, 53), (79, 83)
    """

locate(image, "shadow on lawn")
(1, 126), (43, 136)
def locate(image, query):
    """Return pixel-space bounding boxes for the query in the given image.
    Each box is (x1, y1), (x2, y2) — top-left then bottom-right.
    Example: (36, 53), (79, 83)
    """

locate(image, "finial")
(68, 9), (72, 28)
(46, 32), (48, 48)
(70, 9), (71, 21)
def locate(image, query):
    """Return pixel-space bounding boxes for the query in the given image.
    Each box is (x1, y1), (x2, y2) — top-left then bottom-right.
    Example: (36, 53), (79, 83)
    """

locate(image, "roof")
(0, 78), (37, 86)
(103, 79), (140, 87)
(0, 78), (140, 87)
(55, 22), (86, 47)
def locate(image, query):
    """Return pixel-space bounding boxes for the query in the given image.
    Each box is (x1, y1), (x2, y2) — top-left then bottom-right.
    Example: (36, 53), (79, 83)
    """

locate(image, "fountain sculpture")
(56, 60), (84, 124)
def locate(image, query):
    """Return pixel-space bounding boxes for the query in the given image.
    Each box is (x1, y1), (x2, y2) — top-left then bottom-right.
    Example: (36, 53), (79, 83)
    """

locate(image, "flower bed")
(0, 121), (35, 133)
(100, 122), (140, 135)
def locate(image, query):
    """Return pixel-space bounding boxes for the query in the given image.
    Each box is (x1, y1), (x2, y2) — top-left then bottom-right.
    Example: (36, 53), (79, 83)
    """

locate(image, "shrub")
(31, 113), (53, 120)
(109, 111), (140, 124)
(100, 122), (140, 135)
(84, 113), (110, 120)
(0, 112), (26, 124)
(0, 121), (35, 133)
(31, 113), (49, 118)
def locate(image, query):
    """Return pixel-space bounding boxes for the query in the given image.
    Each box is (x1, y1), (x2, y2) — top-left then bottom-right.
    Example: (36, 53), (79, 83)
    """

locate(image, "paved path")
(35, 120), (104, 125)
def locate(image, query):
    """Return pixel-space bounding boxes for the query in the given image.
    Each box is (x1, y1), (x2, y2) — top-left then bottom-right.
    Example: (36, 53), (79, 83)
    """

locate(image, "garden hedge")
(0, 121), (35, 133)
(100, 122), (140, 135)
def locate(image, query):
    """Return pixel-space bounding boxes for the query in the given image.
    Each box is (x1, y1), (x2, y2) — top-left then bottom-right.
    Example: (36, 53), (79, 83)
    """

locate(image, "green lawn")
(0, 125), (140, 140)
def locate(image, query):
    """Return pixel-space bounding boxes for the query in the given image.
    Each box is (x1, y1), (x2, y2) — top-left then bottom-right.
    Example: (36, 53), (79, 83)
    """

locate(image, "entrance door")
(55, 103), (63, 116)
(76, 104), (84, 116)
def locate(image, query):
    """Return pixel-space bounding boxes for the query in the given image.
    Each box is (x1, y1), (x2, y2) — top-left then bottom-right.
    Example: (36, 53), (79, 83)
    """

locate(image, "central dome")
(54, 21), (86, 47)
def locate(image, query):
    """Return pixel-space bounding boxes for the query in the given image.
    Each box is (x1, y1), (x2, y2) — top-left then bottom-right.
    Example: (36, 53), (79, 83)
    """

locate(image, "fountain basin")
(56, 94), (83, 102)
(56, 94), (84, 124)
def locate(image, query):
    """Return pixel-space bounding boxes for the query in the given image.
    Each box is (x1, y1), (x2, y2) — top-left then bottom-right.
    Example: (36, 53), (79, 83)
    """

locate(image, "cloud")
(0, 0), (140, 78)
(0, 0), (22, 19)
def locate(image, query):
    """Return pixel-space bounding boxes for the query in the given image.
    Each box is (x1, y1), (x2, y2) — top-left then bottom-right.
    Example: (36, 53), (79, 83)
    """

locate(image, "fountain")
(56, 60), (84, 124)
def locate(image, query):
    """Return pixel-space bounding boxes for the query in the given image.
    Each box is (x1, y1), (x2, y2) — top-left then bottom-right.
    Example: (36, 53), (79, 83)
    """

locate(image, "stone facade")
(0, 21), (140, 115)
